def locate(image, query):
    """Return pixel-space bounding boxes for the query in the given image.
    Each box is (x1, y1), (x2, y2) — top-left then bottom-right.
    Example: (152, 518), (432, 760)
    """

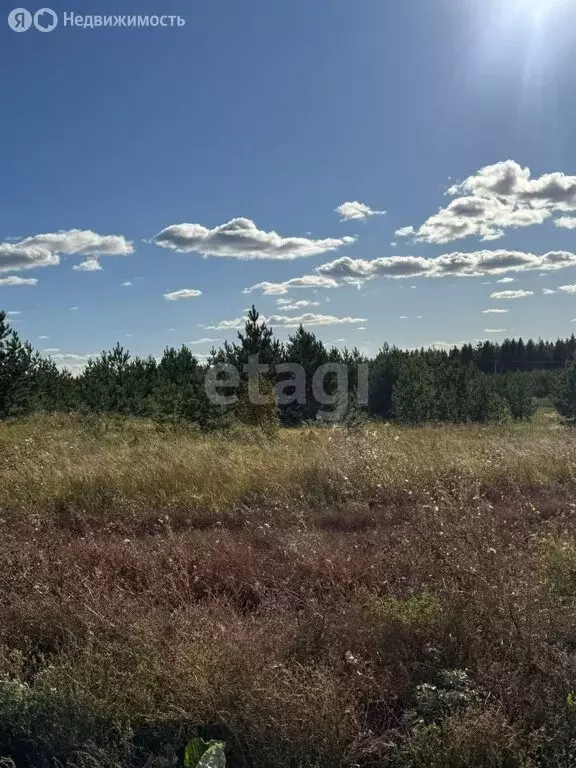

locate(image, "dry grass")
(1, 413), (576, 766)
(0, 410), (573, 527)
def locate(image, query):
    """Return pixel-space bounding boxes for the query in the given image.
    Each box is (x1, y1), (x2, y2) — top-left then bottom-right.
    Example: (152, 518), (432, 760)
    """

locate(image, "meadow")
(1, 412), (576, 767)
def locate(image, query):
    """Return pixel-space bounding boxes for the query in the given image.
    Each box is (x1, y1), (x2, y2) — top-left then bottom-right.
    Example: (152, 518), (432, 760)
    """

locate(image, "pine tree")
(555, 360), (576, 423)
(391, 357), (436, 424)
(281, 325), (329, 424)
(79, 344), (132, 414)
(499, 371), (537, 420)
(215, 306), (282, 371)
(0, 312), (37, 417)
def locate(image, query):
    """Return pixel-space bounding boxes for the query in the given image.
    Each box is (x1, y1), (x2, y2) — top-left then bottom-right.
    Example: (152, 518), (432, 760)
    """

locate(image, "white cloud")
(244, 275), (339, 295)
(69, 306), (79, 311)
(335, 201), (386, 221)
(267, 313), (367, 328)
(275, 299), (320, 310)
(396, 160), (576, 244)
(0, 243), (59, 273)
(556, 217), (576, 229)
(542, 288), (557, 295)
(38, 335), (50, 340)
(45, 352), (97, 376)
(559, 284), (576, 294)
(315, 250), (576, 282)
(0, 229), (133, 274)
(489, 289), (534, 300)
(207, 313), (366, 331)
(7, 311), (22, 316)
(496, 277), (514, 283)
(121, 281), (133, 287)
(395, 226), (415, 238)
(186, 337), (221, 345)
(153, 217), (355, 260)
(21, 230), (134, 257)
(163, 288), (203, 301)
(73, 259), (102, 272)
(247, 248), (576, 297)
(484, 329), (507, 334)
(482, 308), (509, 314)
(206, 317), (246, 331)
(0, 276), (37, 286)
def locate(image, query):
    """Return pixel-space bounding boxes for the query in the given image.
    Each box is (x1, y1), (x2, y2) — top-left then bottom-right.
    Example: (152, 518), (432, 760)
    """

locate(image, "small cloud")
(69, 306), (79, 311)
(121, 281), (133, 287)
(496, 277), (514, 284)
(335, 201), (386, 221)
(484, 328), (507, 334)
(482, 308), (509, 314)
(38, 335), (50, 340)
(489, 290), (533, 300)
(73, 259), (102, 272)
(163, 288), (203, 301)
(542, 288), (557, 295)
(186, 337), (221, 345)
(275, 299), (320, 310)
(555, 217), (576, 230)
(559, 284), (576, 294)
(0, 276), (37, 286)
(7, 310), (22, 316)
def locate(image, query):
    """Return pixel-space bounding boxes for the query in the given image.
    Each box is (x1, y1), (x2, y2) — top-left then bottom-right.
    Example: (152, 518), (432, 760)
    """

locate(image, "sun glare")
(515, 0), (569, 23)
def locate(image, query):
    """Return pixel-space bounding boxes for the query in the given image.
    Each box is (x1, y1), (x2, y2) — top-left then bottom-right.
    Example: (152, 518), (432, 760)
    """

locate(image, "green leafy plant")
(184, 738), (226, 768)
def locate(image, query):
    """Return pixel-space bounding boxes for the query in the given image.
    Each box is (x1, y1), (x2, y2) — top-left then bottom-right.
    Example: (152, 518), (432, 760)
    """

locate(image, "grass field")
(1, 413), (576, 767)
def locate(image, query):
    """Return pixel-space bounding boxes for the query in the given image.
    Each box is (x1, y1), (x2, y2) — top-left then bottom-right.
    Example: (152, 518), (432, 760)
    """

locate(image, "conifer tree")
(555, 360), (576, 424)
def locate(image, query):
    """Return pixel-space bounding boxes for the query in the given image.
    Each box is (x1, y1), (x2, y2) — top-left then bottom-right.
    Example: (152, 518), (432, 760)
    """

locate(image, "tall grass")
(1, 414), (576, 766)
(0, 412), (573, 527)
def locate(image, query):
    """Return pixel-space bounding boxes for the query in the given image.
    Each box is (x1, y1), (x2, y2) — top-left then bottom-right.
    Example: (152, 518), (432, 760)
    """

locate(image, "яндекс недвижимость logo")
(8, 7), (58, 31)
(7, 9), (185, 30)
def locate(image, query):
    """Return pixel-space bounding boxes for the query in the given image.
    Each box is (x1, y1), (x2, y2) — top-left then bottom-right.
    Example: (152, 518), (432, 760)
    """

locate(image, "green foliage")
(555, 360), (576, 423)
(363, 590), (444, 639)
(235, 374), (280, 435)
(498, 372), (537, 420)
(392, 357), (437, 424)
(184, 739), (226, 768)
(1, 305), (573, 428)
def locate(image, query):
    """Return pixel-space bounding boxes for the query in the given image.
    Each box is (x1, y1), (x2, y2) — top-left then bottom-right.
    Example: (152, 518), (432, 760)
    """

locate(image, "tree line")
(1, 307), (575, 426)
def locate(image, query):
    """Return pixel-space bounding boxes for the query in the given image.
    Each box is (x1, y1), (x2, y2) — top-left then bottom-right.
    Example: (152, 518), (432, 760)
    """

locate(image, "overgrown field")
(2, 413), (576, 767)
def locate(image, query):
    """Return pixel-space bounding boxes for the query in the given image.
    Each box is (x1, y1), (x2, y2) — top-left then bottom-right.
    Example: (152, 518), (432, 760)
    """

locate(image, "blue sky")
(2, 0), (576, 371)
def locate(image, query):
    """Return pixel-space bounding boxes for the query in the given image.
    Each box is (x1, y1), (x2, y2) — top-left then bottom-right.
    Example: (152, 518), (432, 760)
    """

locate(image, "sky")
(2, 0), (576, 372)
